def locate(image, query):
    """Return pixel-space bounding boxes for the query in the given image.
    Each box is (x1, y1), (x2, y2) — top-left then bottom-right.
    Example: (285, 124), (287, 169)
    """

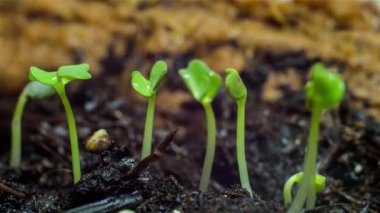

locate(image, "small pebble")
(354, 163), (363, 173)
(85, 129), (111, 153)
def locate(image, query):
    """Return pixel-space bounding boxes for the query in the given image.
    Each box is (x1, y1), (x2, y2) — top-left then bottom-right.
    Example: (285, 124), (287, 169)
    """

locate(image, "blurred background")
(0, 0), (379, 119)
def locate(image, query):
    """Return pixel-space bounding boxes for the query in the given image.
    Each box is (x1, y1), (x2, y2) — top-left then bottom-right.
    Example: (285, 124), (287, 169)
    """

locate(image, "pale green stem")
(236, 99), (253, 197)
(141, 94), (156, 159)
(283, 172), (303, 204)
(10, 88), (28, 169)
(199, 102), (216, 192)
(288, 108), (321, 212)
(55, 85), (81, 184)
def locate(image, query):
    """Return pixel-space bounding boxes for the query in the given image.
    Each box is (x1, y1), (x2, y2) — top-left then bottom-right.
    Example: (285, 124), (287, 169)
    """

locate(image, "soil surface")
(0, 50), (379, 212)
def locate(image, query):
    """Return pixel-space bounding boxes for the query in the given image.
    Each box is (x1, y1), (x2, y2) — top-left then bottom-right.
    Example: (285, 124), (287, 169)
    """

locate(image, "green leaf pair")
(179, 60), (222, 105)
(305, 63), (345, 111)
(29, 63), (91, 87)
(131, 61), (168, 98)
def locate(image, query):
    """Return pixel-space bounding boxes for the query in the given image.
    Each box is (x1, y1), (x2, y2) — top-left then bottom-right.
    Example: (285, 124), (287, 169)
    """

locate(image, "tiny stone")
(85, 100), (97, 111)
(354, 163), (363, 173)
(295, 138), (301, 145)
(85, 129), (111, 153)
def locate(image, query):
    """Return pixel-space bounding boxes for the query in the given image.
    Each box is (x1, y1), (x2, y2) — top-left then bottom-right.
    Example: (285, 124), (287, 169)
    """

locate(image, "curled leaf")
(225, 68), (247, 102)
(305, 63), (345, 110)
(283, 171), (326, 204)
(179, 60), (222, 105)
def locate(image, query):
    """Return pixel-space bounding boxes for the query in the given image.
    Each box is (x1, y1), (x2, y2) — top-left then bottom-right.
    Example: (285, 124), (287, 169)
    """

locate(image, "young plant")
(131, 60), (168, 159)
(29, 63), (92, 184)
(283, 171), (326, 205)
(287, 63), (345, 212)
(179, 59), (222, 192)
(225, 68), (253, 198)
(10, 81), (55, 169)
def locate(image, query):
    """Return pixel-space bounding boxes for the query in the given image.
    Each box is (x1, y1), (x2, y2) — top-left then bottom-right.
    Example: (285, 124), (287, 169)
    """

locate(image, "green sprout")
(179, 59), (222, 192)
(29, 63), (92, 184)
(225, 68), (253, 198)
(283, 172), (326, 205)
(10, 81), (55, 169)
(287, 63), (345, 212)
(131, 60), (167, 159)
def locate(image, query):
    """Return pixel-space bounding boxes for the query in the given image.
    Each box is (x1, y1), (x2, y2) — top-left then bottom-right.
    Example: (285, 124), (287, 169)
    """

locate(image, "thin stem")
(236, 99), (252, 197)
(10, 88), (28, 169)
(283, 172), (303, 204)
(288, 108), (321, 212)
(141, 94), (156, 159)
(199, 102), (217, 192)
(55, 85), (81, 184)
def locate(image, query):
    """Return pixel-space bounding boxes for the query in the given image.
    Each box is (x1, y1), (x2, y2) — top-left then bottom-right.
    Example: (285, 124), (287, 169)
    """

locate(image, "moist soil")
(0, 51), (379, 212)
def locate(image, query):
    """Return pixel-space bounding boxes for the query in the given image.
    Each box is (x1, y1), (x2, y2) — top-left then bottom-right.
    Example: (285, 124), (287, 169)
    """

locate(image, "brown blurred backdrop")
(0, 0), (379, 118)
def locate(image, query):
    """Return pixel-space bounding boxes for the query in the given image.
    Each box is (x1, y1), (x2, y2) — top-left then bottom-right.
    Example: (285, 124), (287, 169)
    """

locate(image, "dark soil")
(0, 50), (379, 212)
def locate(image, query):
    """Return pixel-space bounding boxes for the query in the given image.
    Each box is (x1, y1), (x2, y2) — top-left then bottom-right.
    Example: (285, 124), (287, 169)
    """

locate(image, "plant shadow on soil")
(0, 51), (379, 212)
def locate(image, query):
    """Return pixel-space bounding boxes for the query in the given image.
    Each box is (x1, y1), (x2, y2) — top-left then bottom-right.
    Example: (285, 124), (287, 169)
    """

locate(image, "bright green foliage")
(29, 63), (91, 184)
(287, 63), (345, 212)
(10, 82), (55, 169)
(225, 68), (247, 101)
(30, 63), (91, 86)
(131, 60), (168, 159)
(58, 64), (92, 84)
(225, 68), (252, 198)
(283, 172), (326, 204)
(179, 59), (222, 192)
(179, 60), (222, 105)
(305, 63), (345, 110)
(131, 60), (167, 98)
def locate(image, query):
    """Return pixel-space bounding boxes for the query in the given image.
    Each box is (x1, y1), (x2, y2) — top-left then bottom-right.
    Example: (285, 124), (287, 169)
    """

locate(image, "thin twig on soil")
(319, 136), (345, 172)
(169, 175), (185, 191)
(65, 191), (143, 213)
(333, 187), (366, 206)
(308, 203), (352, 212)
(127, 129), (178, 178)
(0, 182), (26, 198)
(30, 138), (68, 163)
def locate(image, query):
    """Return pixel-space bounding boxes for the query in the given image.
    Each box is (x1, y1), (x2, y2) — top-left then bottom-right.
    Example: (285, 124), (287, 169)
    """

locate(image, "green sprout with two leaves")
(10, 82), (55, 169)
(29, 63), (92, 184)
(179, 59), (222, 192)
(131, 60), (168, 159)
(225, 68), (253, 198)
(286, 63), (345, 212)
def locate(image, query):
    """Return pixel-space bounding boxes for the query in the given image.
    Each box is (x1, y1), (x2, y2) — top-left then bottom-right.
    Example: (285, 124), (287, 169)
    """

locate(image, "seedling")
(287, 63), (345, 212)
(283, 172), (326, 204)
(29, 63), (92, 184)
(131, 60), (167, 159)
(179, 59), (222, 192)
(225, 68), (253, 197)
(10, 81), (55, 169)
